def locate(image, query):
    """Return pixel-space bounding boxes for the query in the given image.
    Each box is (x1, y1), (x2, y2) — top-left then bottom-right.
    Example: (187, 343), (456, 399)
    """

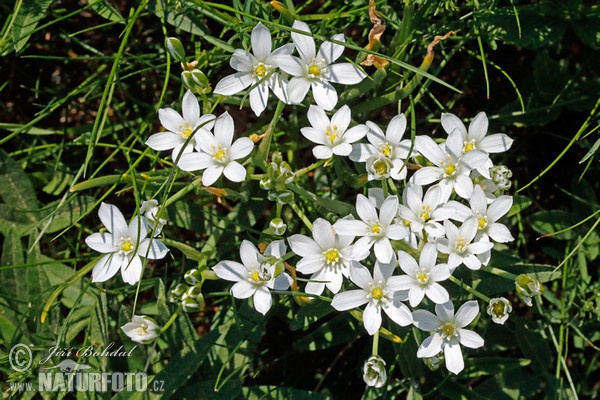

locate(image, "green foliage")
(0, 0), (599, 398)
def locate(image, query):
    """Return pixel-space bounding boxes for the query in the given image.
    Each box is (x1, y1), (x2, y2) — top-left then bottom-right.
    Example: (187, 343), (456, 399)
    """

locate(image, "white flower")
(441, 112), (513, 154)
(121, 315), (160, 344)
(275, 20), (366, 110)
(178, 112), (254, 186)
(412, 132), (488, 201)
(436, 218), (494, 271)
(214, 22), (294, 116)
(363, 355), (387, 388)
(331, 261), (413, 335)
(413, 300), (484, 375)
(334, 194), (408, 263)
(212, 240), (292, 315)
(85, 203), (169, 285)
(145, 90), (216, 164)
(446, 185), (514, 243)
(139, 199), (167, 236)
(288, 218), (360, 295)
(350, 114), (412, 180)
(398, 183), (455, 239)
(300, 105), (368, 159)
(394, 243), (451, 307)
(486, 297), (513, 324)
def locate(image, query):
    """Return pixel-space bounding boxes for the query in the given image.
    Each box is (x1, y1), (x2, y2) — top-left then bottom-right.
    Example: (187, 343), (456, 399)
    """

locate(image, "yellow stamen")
(120, 240), (133, 253)
(212, 145), (227, 162)
(371, 287), (383, 300)
(492, 302), (505, 316)
(137, 323), (149, 336)
(323, 248), (340, 265)
(371, 223), (381, 234)
(308, 64), (321, 76)
(380, 142), (393, 157)
(179, 122), (193, 138)
(416, 271), (429, 284)
(464, 142), (475, 152)
(251, 270), (260, 282)
(455, 237), (469, 251)
(254, 63), (267, 77)
(444, 163), (456, 176)
(442, 323), (455, 337)
(478, 216), (488, 229)
(419, 206), (432, 221)
(325, 125), (339, 144)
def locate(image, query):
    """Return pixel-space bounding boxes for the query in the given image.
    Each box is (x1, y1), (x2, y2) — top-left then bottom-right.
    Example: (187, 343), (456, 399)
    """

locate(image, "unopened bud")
(184, 269), (202, 285)
(165, 37), (186, 61)
(269, 218), (287, 235)
(487, 297), (513, 324)
(363, 355), (386, 388)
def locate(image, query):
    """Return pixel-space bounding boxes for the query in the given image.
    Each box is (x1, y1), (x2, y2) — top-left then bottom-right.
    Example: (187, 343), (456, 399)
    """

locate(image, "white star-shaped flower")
(146, 90), (215, 164)
(412, 132), (488, 201)
(288, 218), (360, 295)
(334, 194), (408, 263)
(331, 261), (413, 335)
(275, 20), (366, 110)
(213, 240), (292, 315)
(85, 203), (169, 285)
(394, 243), (451, 307)
(436, 218), (494, 271)
(178, 111), (254, 186)
(413, 300), (484, 374)
(300, 105), (368, 159)
(398, 183), (455, 239)
(350, 114), (412, 180)
(214, 22), (295, 116)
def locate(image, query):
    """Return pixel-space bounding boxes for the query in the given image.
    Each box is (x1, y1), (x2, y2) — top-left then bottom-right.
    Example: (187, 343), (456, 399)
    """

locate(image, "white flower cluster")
(82, 19), (520, 381)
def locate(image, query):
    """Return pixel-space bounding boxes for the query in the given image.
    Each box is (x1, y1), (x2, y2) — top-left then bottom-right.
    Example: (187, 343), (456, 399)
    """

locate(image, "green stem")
(372, 331), (380, 356)
(289, 201), (313, 231)
(159, 304), (183, 334)
(295, 158), (329, 177)
(448, 275), (490, 303)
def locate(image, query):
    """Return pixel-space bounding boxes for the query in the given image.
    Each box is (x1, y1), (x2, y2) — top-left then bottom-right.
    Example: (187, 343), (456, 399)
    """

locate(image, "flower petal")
(328, 63), (366, 85)
(291, 20), (315, 61)
(181, 90), (200, 122)
(311, 80), (337, 111)
(444, 340), (465, 374)
(121, 255), (143, 285)
(231, 281), (255, 299)
(91, 253), (122, 283)
(251, 22), (272, 60)
(214, 260), (249, 282)
(252, 286), (272, 315)
(459, 329), (484, 349)
(223, 161), (247, 182)
(98, 203), (128, 237)
(417, 333), (443, 358)
(86, 232), (116, 253)
(363, 302), (382, 335)
(146, 132), (182, 151)
(331, 289), (369, 311)
(454, 300), (480, 327)
(384, 302), (413, 326)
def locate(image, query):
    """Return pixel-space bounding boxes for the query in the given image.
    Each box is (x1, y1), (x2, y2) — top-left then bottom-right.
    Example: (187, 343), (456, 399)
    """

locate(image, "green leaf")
(0, 228), (28, 313)
(293, 312), (361, 351)
(527, 210), (576, 240)
(462, 357), (531, 378)
(507, 194), (532, 217)
(8, 0), (53, 54)
(89, 0), (125, 24)
(0, 148), (38, 225)
(243, 386), (328, 399)
(289, 300), (335, 331)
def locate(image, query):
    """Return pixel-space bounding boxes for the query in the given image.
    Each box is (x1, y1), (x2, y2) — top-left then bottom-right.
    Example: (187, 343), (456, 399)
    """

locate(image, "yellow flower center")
(371, 287), (383, 300)
(254, 62), (268, 77)
(119, 238), (134, 254)
(444, 163), (457, 176)
(478, 216), (488, 229)
(370, 223), (381, 235)
(442, 323), (455, 338)
(402, 219), (412, 227)
(137, 323), (149, 336)
(380, 142), (393, 157)
(464, 140), (476, 152)
(455, 237), (469, 252)
(416, 270), (429, 284)
(251, 270), (261, 282)
(323, 248), (341, 265)
(325, 125), (340, 144)
(179, 122), (193, 139)
(419, 205), (432, 221)
(308, 64), (321, 77)
(212, 144), (227, 162)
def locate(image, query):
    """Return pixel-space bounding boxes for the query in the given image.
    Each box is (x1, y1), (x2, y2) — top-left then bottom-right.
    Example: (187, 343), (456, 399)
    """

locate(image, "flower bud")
(363, 355), (386, 388)
(269, 218), (287, 235)
(366, 155), (392, 180)
(423, 352), (444, 371)
(165, 37), (186, 61)
(515, 274), (544, 306)
(184, 269), (202, 285)
(184, 285), (202, 300)
(170, 283), (188, 300)
(490, 165), (513, 191)
(486, 297), (513, 324)
(182, 297), (201, 313)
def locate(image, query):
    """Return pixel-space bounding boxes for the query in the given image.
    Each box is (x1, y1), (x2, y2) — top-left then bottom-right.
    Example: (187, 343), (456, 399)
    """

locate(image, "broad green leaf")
(0, 148), (38, 225)
(89, 0), (125, 24)
(507, 194), (532, 217)
(39, 195), (96, 234)
(527, 210), (576, 240)
(0, 203), (30, 236)
(293, 312), (361, 351)
(0, 228), (28, 313)
(514, 318), (553, 370)
(462, 357), (531, 378)
(9, 0), (53, 54)
(289, 300), (335, 331)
